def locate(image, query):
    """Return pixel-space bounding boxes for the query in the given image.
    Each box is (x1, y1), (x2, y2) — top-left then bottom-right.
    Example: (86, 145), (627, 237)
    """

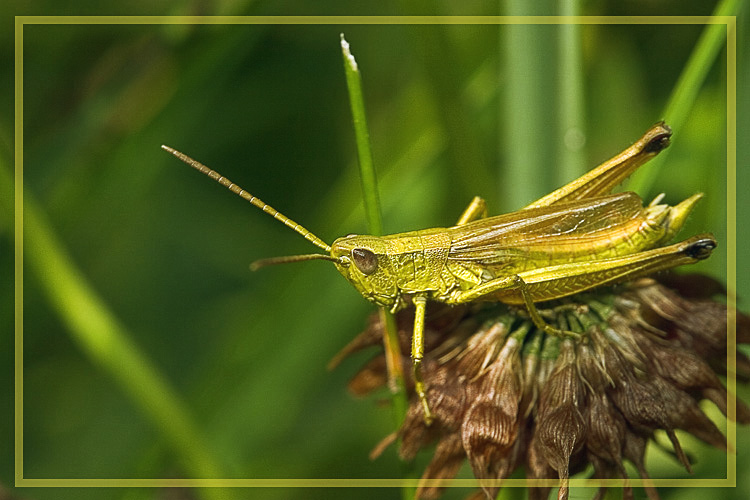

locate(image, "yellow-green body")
(331, 190), (702, 310)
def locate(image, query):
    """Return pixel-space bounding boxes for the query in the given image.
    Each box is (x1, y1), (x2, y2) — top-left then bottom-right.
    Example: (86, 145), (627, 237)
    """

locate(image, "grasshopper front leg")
(408, 195), (490, 425)
(413, 192), (484, 424)
(411, 293), (433, 424)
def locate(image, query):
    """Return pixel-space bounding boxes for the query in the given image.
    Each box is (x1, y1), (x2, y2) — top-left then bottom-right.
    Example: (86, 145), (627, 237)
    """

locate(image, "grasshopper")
(163, 122), (716, 424)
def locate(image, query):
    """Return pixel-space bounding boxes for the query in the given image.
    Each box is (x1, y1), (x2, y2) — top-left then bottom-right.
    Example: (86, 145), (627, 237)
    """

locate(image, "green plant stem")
(340, 35), (408, 428)
(381, 308), (408, 419)
(9, 166), (230, 500)
(341, 34), (383, 237)
(628, 0), (743, 194)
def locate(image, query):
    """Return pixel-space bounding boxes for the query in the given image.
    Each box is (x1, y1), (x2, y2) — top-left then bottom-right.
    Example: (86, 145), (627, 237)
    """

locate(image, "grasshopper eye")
(352, 248), (378, 275)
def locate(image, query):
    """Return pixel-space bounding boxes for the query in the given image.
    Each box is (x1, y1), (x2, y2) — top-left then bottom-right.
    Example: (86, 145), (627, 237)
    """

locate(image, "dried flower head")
(332, 276), (749, 499)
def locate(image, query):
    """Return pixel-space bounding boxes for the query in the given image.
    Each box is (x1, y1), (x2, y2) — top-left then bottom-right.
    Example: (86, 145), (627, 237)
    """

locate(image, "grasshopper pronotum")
(163, 122), (716, 424)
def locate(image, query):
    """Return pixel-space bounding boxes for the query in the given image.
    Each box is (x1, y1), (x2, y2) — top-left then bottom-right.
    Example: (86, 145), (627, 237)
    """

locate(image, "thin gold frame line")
(15, 14), (736, 25)
(14, 15), (736, 489)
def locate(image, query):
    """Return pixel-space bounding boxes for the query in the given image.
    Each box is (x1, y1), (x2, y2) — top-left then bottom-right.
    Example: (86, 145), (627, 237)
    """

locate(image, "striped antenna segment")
(162, 145), (332, 253)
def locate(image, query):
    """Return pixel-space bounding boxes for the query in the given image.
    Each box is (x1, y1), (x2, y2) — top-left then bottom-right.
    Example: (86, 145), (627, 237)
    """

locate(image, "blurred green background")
(2, 1), (749, 499)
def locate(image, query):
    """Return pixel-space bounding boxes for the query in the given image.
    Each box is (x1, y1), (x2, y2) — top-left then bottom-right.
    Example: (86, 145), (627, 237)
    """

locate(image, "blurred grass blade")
(15, 175), (230, 499)
(628, 0), (742, 194)
(502, 0), (558, 208)
(407, 19), (494, 200)
(557, 0), (587, 184)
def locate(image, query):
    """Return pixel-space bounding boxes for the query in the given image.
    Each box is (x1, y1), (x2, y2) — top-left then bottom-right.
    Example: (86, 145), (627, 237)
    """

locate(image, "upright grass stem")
(340, 35), (408, 424)
(340, 34), (383, 237)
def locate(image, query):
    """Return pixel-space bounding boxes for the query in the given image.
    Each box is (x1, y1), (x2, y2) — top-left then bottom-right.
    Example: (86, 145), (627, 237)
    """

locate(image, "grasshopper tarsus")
(528, 309), (583, 340)
(412, 359), (434, 426)
(546, 326), (583, 340)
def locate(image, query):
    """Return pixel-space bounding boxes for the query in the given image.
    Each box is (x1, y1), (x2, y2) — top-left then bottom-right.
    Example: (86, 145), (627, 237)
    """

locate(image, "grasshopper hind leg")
(451, 274), (583, 338)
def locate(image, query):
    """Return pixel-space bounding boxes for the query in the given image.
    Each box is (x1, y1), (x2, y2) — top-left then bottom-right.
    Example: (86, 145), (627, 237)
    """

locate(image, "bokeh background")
(2, 1), (749, 499)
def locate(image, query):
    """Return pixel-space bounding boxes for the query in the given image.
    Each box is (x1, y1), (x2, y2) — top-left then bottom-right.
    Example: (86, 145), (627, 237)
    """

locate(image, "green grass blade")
(340, 34), (409, 435)
(10, 167), (230, 499)
(628, 0), (743, 194)
(502, 0), (558, 207)
(557, 0), (587, 184)
(341, 34), (383, 237)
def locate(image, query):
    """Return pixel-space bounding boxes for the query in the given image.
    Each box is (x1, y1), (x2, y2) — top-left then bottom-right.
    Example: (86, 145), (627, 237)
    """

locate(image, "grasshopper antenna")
(250, 253), (342, 271)
(162, 145), (333, 254)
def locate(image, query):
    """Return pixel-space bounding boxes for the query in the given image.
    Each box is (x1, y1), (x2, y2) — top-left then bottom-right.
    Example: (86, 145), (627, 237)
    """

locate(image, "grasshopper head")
(330, 235), (399, 308)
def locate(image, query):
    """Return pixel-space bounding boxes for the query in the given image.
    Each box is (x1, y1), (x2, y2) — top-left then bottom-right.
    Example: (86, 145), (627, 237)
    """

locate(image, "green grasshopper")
(163, 122), (716, 424)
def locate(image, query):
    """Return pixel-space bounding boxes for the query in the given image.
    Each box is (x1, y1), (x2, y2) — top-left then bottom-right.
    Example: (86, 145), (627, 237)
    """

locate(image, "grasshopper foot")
(539, 323), (582, 340)
(413, 359), (434, 426)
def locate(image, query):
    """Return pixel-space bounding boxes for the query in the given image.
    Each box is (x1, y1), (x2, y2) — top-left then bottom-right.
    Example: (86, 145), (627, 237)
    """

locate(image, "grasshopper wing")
(448, 192), (653, 273)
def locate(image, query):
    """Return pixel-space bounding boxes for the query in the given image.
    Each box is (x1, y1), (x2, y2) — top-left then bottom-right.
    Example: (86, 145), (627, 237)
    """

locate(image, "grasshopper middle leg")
(456, 196), (487, 225)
